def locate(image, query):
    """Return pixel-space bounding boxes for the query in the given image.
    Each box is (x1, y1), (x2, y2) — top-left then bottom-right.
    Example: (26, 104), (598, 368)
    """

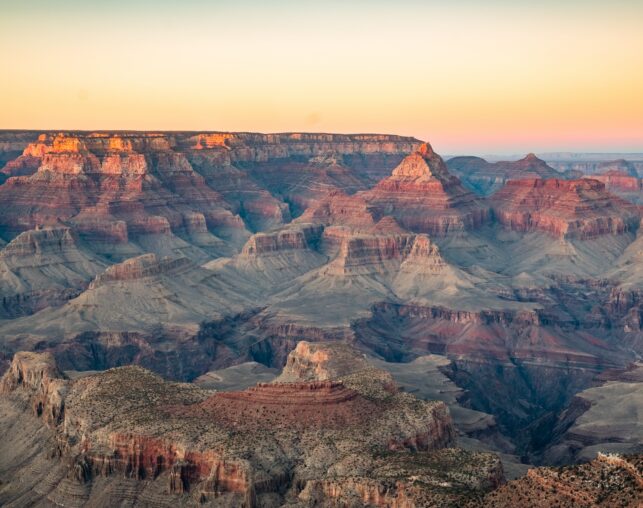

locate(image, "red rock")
(0, 133), (247, 247)
(359, 143), (489, 235)
(491, 178), (640, 238)
(585, 170), (643, 205)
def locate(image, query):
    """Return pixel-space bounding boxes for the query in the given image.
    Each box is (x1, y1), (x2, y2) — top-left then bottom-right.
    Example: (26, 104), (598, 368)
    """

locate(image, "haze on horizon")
(1, 0), (642, 155)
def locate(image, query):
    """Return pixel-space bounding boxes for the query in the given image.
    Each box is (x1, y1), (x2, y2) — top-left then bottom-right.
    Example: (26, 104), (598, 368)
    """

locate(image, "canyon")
(0, 130), (642, 506)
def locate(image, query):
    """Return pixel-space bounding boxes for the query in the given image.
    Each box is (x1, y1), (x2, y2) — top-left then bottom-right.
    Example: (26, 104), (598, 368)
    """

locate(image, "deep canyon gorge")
(0, 130), (641, 506)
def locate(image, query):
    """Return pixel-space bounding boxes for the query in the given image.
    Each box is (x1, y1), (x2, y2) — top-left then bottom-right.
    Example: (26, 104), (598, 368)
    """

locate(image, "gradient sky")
(1, 0), (642, 154)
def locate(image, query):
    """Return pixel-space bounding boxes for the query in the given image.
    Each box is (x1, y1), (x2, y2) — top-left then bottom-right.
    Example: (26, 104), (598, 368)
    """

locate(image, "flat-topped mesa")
(89, 253), (192, 287)
(323, 230), (416, 276)
(359, 144), (489, 235)
(220, 380), (359, 406)
(491, 178), (641, 239)
(0, 345), (489, 506)
(240, 225), (323, 256)
(188, 381), (374, 431)
(0, 226), (76, 258)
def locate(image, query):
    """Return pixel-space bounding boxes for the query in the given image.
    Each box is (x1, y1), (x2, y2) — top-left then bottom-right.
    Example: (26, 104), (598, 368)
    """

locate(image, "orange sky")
(1, 0), (642, 154)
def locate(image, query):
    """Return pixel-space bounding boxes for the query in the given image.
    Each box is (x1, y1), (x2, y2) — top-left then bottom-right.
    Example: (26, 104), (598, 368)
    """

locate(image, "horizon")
(2, 0), (643, 153)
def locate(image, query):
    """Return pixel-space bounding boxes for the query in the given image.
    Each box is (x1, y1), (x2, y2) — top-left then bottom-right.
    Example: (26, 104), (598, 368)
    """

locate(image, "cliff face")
(0, 343), (506, 507)
(491, 178), (640, 238)
(0, 351), (67, 427)
(0, 227), (105, 317)
(0, 133), (248, 255)
(0, 131), (418, 253)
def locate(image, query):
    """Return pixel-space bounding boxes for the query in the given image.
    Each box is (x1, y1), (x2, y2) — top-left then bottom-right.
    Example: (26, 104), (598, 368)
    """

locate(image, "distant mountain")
(446, 153), (563, 195)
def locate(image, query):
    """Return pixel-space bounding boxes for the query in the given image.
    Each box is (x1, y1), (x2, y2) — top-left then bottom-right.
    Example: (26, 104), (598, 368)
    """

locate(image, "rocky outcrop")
(322, 229), (416, 275)
(547, 155), (643, 177)
(0, 351), (67, 426)
(276, 340), (372, 382)
(297, 190), (381, 231)
(491, 178), (640, 238)
(483, 453), (643, 507)
(240, 225), (323, 256)
(0, 227), (104, 317)
(542, 363), (643, 464)
(584, 169), (643, 205)
(88, 253), (193, 287)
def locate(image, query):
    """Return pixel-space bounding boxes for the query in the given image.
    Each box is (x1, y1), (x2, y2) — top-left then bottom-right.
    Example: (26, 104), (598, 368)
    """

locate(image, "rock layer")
(360, 144), (489, 235)
(491, 178), (640, 238)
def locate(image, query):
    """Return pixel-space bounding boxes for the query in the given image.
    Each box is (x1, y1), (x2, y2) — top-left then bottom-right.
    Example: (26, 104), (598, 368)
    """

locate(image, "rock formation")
(359, 143), (489, 235)
(542, 363), (643, 464)
(447, 153), (563, 196)
(491, 178), (640, 238)
(1, 130), (643, 492)
(584, 168), (643, 205)
(0, 133), (248, 257)
(0, 227), (105, 317)
(546, 154), (643, 178)
(0, 343), (507, 507)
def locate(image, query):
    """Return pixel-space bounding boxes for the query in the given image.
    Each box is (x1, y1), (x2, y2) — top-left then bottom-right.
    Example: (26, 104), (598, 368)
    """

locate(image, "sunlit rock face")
(491, 178), (640, 238)
(0, 133), (248, 252)
(359, 144), (489, 236)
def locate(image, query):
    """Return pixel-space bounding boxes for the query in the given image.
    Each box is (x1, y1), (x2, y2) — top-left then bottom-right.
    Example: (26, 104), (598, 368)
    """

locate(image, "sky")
(1, 0), (642, 154)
